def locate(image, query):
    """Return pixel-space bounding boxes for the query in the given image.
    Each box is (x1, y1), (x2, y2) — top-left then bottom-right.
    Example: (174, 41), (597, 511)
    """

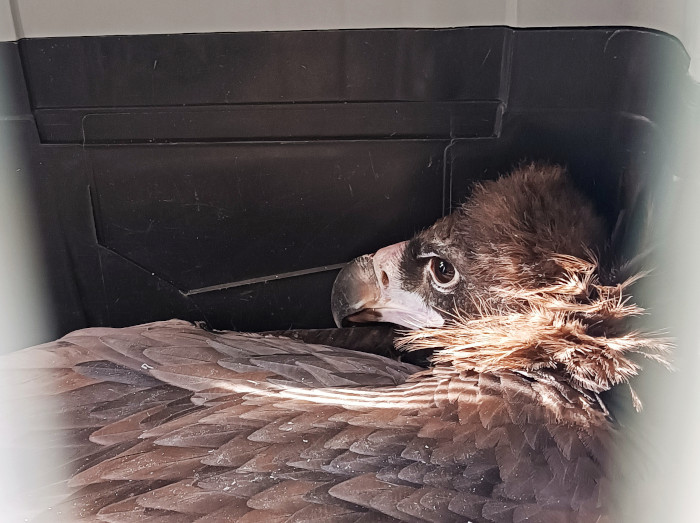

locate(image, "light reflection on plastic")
(613, 16), (700, 520)
(0, 77), (68, 519)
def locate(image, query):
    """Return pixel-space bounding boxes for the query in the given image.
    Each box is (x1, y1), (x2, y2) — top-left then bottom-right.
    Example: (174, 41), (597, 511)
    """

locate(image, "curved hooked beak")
(331, 241), (444, 329)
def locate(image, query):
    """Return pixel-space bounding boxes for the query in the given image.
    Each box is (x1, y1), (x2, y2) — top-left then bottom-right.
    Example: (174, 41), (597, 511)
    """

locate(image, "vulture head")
(333, 163), (668, 403)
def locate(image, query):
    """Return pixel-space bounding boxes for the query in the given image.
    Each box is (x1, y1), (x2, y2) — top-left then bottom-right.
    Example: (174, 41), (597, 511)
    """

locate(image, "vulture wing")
(4, 319), (610, 523)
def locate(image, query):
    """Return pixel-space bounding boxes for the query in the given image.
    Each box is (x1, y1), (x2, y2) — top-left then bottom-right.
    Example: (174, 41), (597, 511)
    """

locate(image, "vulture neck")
(397, 253), (672, 411)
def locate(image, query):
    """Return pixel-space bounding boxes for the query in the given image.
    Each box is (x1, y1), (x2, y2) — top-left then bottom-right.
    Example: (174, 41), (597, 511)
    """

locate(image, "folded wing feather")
(3, 319), (611, 522)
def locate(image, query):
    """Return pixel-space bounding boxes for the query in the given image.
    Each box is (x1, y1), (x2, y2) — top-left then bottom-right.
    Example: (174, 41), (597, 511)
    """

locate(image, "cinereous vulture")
(3, 163), (670, 522)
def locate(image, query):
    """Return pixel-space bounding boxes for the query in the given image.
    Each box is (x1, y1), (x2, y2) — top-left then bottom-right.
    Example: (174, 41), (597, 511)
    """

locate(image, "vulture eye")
(428, 257), (459, 289)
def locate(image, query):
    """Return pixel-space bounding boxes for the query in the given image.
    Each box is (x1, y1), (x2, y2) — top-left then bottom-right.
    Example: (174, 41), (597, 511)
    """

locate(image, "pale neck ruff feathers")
(397, 252), (672, 410)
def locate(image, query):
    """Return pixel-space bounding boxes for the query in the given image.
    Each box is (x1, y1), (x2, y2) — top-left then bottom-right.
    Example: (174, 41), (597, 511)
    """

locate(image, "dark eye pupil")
(431, 257), (455, 284)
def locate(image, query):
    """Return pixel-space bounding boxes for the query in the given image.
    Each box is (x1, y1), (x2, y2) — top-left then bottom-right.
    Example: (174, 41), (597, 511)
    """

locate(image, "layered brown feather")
(4, 320), (615, 522)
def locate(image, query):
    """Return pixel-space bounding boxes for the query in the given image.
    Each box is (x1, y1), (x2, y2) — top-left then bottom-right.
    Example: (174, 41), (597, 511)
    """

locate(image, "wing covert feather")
(6, 320), (611, 522)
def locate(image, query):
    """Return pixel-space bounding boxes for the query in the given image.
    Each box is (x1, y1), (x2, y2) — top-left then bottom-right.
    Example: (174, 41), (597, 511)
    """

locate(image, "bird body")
(5, 320), (612, 522)
(3, 163), (668, 522)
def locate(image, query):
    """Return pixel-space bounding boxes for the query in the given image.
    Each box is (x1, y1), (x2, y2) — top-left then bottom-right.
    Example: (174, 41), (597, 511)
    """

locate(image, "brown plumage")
(2, 163), (669, 522)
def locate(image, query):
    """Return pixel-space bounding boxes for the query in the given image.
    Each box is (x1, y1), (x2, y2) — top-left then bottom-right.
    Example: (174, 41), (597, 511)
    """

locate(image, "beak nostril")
(381, 271), (389, 287)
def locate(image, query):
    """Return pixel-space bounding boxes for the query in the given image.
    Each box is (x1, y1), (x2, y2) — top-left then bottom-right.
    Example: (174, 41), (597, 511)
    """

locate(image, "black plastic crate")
(0, 27), (694, 337)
